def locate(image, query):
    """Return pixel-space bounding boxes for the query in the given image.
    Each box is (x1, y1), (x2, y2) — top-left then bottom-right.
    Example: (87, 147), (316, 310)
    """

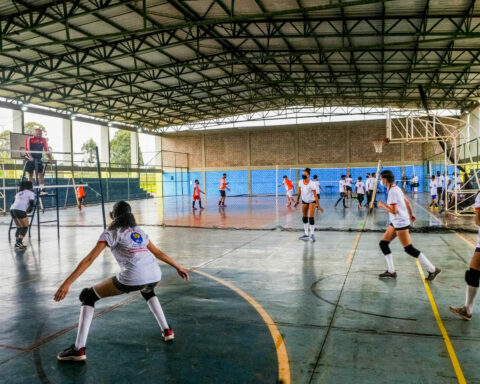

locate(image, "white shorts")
(476, 229), (480, 249)
(286, 190), (293, 197)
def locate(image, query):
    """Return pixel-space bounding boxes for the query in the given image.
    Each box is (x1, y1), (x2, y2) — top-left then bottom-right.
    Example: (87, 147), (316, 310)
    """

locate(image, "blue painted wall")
(251, 169), (290, 195)
(205, 171), (249, 196)
(309, 168), (347, 193)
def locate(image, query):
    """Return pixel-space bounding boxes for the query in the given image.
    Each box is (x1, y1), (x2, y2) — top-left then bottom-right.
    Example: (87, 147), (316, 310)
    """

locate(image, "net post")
(55, 160), (59, 238)
(95, 146), (107, 229)
(369, 160), (382, 211)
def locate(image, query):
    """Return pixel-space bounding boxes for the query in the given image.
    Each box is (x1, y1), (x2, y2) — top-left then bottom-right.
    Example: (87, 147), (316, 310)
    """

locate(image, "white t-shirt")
(437, 175), (445, 188)
(387, 185), (411, 228)
(10, 190), (35, 211)
(355, 181), (365, 194)
(345, 177), (352, 187)
(314, 180), (320, 194)
(367, 177), (376, 191)
(412, 175), (418, 184)
(98, 227), (162, 286)
(298, 180), (316, 203)
(429, 180), (437, 196)
(339, 179), (346, 193)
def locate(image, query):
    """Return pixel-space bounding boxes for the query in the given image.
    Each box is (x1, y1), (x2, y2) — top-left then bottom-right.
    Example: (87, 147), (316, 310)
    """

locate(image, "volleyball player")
(377, 170), (440, 280)
(218, 173), (230, 207)
(355, 177), (365, 209)
(436, 171), (444, 206)
(368, 173), (378, 208)
(334, 175), (347, 208)
(312, 175), (325, 211)
(345, 174), (353, 199)
(76, 185), (85, 211)
(278, 175), (295, 207)
(294, 168), (322, 242)
(192, 179), (205, 210)
(10, 181), (35, 250)
(428, 175), (438, 210)
(449, 192), (480, 320)
(54, 201), (190, 361)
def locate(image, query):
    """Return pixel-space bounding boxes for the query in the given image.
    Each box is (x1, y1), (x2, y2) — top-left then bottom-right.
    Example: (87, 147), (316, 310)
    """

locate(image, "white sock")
(304, 223), (309, 236)
(147, 296), (169, 331)
(75, 305), (94, 350)
(309, 224), (315, 235)
(385, 254), (395, 273)
(418, 253), (435, 273)
(465, 285), (479, 315)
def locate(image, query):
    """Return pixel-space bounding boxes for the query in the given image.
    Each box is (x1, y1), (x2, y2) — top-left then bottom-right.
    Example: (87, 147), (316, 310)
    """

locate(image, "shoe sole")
(449, 307), (472, 321)
(57, 355), (87, 361)
(378, 275), (397, 279)
(163, 334), (175, 341)
(426, 270), (441, 281)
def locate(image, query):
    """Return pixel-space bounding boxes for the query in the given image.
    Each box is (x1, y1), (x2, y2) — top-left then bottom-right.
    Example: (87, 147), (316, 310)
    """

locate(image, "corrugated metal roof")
(0, 0), (478, 131)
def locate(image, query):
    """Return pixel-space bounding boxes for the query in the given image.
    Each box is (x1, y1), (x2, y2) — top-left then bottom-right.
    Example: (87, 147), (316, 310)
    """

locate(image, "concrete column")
(12, 110), (23, 133)
(247, 131), (252, 195)
(154, 135), (162, 167)
(400, 143), (405, 162)
(62, 118), (73, 165)
(201, 134), (206, 168)
(346, 126), (351, 164)
(130, 131), (139, 167)
(99, 125), (110, 165)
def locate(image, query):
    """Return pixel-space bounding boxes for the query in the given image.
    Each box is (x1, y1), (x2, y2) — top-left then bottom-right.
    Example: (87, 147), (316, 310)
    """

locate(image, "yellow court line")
(415, 260), (467, 384)
(455, 232), (476, 250)
(192, 269), (291, 384)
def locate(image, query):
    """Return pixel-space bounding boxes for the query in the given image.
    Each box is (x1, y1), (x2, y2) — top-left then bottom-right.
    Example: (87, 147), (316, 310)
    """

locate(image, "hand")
(410, 215), (416, 223)
(177, 267), (190, 281)
(378, 202), (386, 209)
(294, 201), (299, 207)
(318, 206), (324, 213)
(54, 282), (70, 302)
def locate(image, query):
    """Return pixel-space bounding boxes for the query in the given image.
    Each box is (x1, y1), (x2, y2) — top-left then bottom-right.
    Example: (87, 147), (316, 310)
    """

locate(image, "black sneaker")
(57, 345), (86, 361)
(426, 268), (441, 281)
(15, 242), (26, 251)
(379, 270), (397, 279)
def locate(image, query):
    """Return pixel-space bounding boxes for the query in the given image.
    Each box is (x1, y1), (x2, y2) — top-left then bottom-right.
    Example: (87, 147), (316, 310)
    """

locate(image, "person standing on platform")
(25, 128), (52, 195)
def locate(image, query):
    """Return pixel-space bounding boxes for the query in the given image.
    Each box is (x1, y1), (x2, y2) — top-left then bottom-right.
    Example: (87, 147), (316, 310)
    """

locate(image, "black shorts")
(302, 200), (315, 205)
(24, 159), (44, 173)
(10, 209), (27, 219)
(112, 276), (158, 293)
(219, 190), (226, 197)
(357, 193), (364, 201)
(389, 223), (410, 231)
(346, 186), (352, 192)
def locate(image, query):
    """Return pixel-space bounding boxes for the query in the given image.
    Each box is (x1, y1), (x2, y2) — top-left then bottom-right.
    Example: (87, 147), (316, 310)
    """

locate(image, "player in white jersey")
(345, 175), (353, 199)
(428, 175), (438, 210)
(54, 201), (190, 361)
(411, 174), (419, 194)
(436, 171), (445, 206)
(294, 168), (323, 242)
(449, 193), (480, 321)
(377, 170), (440, 280)
(312, 175), (324, 210)
(334, 175), (347, 208)
(10, 181), (35, 251)
(355, 177), (366, 209)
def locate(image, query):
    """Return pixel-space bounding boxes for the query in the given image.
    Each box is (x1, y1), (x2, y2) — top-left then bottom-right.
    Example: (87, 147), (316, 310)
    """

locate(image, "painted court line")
(192, 269), (291, 384)
(411, 199), (467, 383)
(415, 260), (466, 384)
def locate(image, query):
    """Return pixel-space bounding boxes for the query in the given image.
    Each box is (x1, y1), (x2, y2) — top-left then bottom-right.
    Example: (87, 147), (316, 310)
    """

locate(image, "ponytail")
(108, 201), (137, 230)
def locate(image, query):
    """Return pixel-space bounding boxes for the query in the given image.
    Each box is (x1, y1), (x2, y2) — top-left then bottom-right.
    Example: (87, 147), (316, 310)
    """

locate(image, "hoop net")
(373, 140), (384, 153)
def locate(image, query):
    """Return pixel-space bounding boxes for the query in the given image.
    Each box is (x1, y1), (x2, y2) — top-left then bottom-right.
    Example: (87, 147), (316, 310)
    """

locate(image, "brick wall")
(161, 119), (424, 170)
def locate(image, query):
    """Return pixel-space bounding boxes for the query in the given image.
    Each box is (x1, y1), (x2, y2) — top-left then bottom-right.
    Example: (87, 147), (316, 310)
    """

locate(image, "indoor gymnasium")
(1, 1), (480, 383)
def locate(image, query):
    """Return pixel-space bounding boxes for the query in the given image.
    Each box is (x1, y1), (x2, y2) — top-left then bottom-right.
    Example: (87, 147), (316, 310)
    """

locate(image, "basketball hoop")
(373, 137), (390, 153)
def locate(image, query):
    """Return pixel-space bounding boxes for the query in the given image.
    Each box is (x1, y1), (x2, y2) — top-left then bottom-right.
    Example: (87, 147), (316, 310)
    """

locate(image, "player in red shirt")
(25, 128), (52, 194)
(218, 173), (230, 207)
(192, 180), (205, 210)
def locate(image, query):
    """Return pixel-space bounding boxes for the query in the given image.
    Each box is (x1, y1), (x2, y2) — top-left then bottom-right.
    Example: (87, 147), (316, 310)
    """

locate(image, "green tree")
(24, 121), (47, 137)
(81, 138), (98, 164)
(110, 130), (131, 167)
(110, 130), (144, 167)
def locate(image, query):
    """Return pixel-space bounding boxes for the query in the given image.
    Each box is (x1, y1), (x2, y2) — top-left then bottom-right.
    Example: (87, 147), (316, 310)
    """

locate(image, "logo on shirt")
(130, 232), (143, 244)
